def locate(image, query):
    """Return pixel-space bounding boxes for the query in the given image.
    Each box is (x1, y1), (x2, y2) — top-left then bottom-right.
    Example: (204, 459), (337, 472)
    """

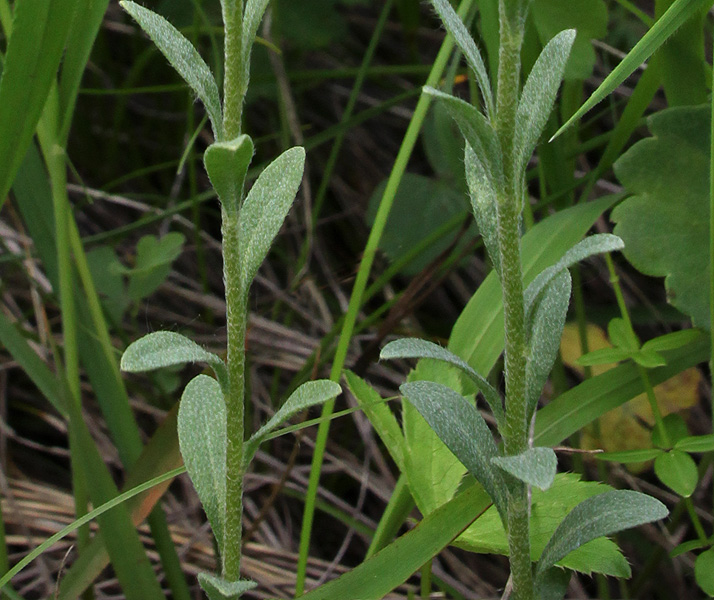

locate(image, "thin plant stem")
(222, 0), (244, 139)
(710, 20), (714, 483)
(294, 1), (477, 593)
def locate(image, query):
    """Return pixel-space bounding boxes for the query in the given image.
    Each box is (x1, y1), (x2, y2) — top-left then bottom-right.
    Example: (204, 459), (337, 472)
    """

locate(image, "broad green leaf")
(120, 1), (223, 139)
(0, 0), (75, 211)
(526, 270), (571, 418)
(380, 338), (504, 426)
(299, 482), (491, 600)
(608, 318), (639, 351)
(695, 547), (714, 596)
(597, 448), (663, 464)
(121, 331), (229, 392)
(244, 380), (341, 464)
(204, 135), (254, 213)
(643, 329), (702, 352)
(576, 347), (634, 366)
(345, 371), (406, 472)
(492, 447), (557, 491)
(86, 246), (129, 324)
(465, 144), (500, 276)
(423, 87), (503, 189)
(535, 490), (668, 582)
(535, 567), (571, 600)
(239, 146), (305, 290)
(126, 232), (185, 301)
(654, 449), (698, 497)
(428, 0), (495, 118)
(457, 474), (629, 576)
(198, 573), (257, 600)
(513, 29), (575, 177)
(178, 375), (226, 548)
(613, 106), (710, 328)
(400, 381), (507, 520)
(553, 0), (712, 138)
(632, 349), (667, 368)
(675, 434), (714, 453)
(525, 234), (624, 314)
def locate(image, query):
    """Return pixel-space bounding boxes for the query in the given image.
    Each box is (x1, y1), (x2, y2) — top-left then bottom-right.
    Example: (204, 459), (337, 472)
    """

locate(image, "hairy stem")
(223, 0), (245, 139)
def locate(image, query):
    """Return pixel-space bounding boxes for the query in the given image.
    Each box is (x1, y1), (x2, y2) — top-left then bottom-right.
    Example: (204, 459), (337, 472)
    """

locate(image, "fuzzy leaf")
(465, 144), (500, 276)
(198, 572), (257, 600)
(654, 449), (698, 497)
(178, 375), (226, 548)
(642, 329), (702, 353)
(381, 338), (503, 426)
(525, 234), (624, 314)
(675, 434), (714, 453)
(514, 29), (576, 176)
(526, 270), (571, 417)
(120, 1), (223, 139)
(242, 0), (271, 87)
(535, 490), (668, 582)
(239, 146), (305, 290)
(244, 379), (341, 465)
(400, 381), (507, 520)
(204, 135), (254, 213)
(428, 0), (494, 118)
(535, 567), (571, 600)
(121, 331), (228, 392)
(423, 87), (503, 190)
(492, 447), (557, 491)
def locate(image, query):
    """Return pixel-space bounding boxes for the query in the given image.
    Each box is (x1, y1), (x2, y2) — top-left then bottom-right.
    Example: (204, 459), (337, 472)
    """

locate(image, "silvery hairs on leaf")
(204, 134), (254, 214)
(242, 0), (271, 91)
(491, 447), (557, 491)
(465, 143), (500, 277)
(198, 572), (257, 600)
(120, 1), (223, 139)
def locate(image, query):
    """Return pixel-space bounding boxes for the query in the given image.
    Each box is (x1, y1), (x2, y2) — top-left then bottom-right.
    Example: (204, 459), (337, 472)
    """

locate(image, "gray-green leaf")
(535, 567), (571, 600)
(244, 379), (341, 466)
(535, 490), (668, 583)
(178, 375), (226, 548)
(492, 447), (557, 491)
(514, 29), (576, 177)
(120, 1), (223, 139)
(400, 380), (507, 521)
(428, 0), (495, 119)
(239, 146), (306, 291)
(204, 135), (254, 213)
(380, 338), (503, 427)
(120, 331), (228, 393)
(242, 0), (271, 91)
(198, 572), (257, 600)
(465, 144), (500, 276)
(526, 270), (571, 418)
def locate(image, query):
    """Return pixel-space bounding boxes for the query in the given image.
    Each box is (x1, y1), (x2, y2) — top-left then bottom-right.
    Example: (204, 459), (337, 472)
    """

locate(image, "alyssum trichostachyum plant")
(378, 0), (669, 599)
(117, 1), (340, 598)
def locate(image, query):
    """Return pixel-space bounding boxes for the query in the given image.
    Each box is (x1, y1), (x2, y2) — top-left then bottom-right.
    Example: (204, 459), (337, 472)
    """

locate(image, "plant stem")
(223, 0), (244, 139)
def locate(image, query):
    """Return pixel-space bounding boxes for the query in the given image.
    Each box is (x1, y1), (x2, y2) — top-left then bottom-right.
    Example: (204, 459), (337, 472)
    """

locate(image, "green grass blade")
(552, 0), (712, 140)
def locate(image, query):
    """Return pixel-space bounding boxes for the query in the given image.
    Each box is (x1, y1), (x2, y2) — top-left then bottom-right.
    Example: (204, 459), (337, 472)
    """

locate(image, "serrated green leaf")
(239, 146), (305, 290)
(655, 449), (698, 497)
(526, 270), (571, 417)
(121, 331), (228, 392)
(696, 548), (714, 596)
(178, 375), (226, 548)
(576, 347), (634, 367)
(127, 232), (185, 301)
(465, 144), (500, 276)
(642, 329), (702, 352)
(675, 433), (714, 453)
(120, 0), (223, 139)
(596, 448), (663, 464)
(608, 318), (639, 351)
(204, 135), (254, 213)
(427, 0), (495, 118)
(380, 338), (503, 426)
(535, 490), (668, 582)
(492, 447), (557, 491)
(244, 380), (341, 465)
(198, 572), (257, 600)
(514, 29), (575, 177)
(400, 381), (507, 520)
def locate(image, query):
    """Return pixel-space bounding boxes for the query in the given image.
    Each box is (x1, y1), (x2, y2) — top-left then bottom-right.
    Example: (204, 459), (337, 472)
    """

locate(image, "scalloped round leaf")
(613, 106), (710, 329)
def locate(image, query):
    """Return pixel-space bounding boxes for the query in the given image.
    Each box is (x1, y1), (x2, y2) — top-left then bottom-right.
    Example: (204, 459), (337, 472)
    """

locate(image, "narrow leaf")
(608, 318), (639, 351)
(675, 434), (714, 453)
(535, 490), (668, 582)
(514, 29), (576, 175)
(632, 349), (667, 368)
(177, 375), (226, 547)
(121, 331), (228, 392)
(576, 347), (634, 367)
(597, 448), (663, 464)
(198, 573), (257, 600)
(642, 329), (702, 352)
(239, 146), (305, 290)
(380, 338), (504, 426)
(400, 381), (507, 520)
(553, 0), (712, 139)
(204, 134), (254, 213)
(428, 0), (495, 118)
(670, 538), (712, 558)
(526, 270), (571, 418)
(244, 380), (341, 465)
(242, 0), (271, 89)
(120, 1), (223, 139)
(695, 547), (714, 596)
(465, 143), (501, 276)
(492, 447), (557, 491)
(654, 450), (698, 497)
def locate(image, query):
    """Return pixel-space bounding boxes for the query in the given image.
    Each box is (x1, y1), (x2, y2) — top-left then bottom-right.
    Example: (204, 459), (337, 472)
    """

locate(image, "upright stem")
(223, 0), (245, 139)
